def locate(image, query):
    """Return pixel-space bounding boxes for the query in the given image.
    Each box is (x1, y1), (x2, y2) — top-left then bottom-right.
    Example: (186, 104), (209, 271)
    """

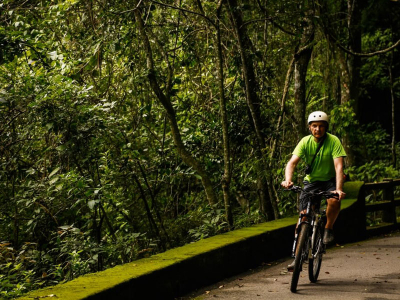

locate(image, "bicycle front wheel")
(290, 223), (310, 293)
(308, 226), (324, 283)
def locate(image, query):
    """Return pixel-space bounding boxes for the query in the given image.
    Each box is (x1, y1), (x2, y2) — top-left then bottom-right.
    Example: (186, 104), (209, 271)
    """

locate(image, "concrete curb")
(19, 182), (365, 300)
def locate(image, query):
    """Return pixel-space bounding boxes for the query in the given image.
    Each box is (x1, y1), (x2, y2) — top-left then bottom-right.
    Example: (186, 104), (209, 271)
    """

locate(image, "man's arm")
(333, 156), (346, 200)
(281, 155), (301, 188)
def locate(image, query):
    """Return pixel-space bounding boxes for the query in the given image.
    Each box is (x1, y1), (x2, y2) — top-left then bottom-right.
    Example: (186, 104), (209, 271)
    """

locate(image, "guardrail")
(362, 178), (400, 234)
(17, 181), (397, 300)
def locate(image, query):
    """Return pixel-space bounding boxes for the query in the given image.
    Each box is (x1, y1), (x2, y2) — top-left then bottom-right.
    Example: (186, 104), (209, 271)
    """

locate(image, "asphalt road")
(183, 231), (400, 300)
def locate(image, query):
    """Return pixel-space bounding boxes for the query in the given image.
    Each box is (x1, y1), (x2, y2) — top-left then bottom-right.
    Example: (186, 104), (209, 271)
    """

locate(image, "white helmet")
(308, 111), (329, 124)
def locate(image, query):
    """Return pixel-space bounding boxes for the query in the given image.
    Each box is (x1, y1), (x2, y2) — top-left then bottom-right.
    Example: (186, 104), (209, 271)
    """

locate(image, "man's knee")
(327, 198), (341, 210)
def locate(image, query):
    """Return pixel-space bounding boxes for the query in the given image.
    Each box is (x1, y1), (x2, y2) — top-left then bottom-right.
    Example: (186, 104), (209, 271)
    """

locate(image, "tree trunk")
(136, 161), (170, 246)
(132, 172), (165, 250)
(294, 5), (315, 140)
(270, 56), (295, 160)
(347, 0), (362, 118)
(334, 0), (362, 167)
(216, 1), (233, 227)
(389, 56), (396, 168)
(133, 1), (217, 206)
(335, 75), (341, 106)
(337, 49), (356, 166)
(227, 0), (276, 220)
(12, 174), (19, 249)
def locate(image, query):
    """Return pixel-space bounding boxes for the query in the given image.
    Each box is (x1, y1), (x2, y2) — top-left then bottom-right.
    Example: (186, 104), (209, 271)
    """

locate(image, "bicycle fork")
(291, 215), (309, 258)
(310, 214), (326, 258)
(292, 214), (320, 259)
(291, 217), (301, 257)
(309, 214), (319, 258)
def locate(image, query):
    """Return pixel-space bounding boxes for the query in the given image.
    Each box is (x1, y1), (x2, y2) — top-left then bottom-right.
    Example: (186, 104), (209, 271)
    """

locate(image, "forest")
(1, 0), (399, 298)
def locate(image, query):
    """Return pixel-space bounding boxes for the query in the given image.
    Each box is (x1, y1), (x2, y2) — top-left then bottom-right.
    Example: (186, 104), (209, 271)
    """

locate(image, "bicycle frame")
(289, 185), (336, 258)
(291, 198), (324, 259)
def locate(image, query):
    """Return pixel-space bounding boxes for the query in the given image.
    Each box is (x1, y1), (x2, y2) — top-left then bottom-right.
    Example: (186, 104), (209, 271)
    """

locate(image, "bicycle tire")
(290, 223), (310, 293)
(308, 225), (324, 282)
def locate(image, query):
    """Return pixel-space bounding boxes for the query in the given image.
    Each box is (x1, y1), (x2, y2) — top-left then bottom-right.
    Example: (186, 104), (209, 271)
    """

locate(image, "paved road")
(183, 232), (400, 300)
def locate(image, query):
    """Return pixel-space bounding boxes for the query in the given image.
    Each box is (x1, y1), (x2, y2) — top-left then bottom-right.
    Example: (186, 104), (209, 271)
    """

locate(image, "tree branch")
(114, 0), (143, 14)
(241, 18), (296, 36)
(328, 32), (400, 57)
(149, 0), (216, 27)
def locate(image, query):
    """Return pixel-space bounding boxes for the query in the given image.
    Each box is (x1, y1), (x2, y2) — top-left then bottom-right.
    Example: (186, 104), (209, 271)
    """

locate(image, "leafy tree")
(1, 0), (399, 297)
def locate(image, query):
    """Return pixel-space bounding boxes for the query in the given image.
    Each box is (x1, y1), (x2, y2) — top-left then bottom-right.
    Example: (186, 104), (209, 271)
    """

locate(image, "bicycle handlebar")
(284, 185), (339, 199)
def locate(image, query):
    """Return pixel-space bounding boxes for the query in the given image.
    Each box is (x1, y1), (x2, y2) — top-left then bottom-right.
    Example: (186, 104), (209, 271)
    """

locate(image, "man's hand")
(332, 190), (346, 201)
(281, 180), (293, 189)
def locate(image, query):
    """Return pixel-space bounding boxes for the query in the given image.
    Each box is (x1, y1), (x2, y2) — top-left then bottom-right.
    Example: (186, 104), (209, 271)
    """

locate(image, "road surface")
(182, 231), (400, 300)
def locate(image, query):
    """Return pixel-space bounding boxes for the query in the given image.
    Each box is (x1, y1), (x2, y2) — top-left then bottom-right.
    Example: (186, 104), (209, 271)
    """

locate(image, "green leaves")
(49, 167), (60, 178)
(87, 200), (98, 210)
(0, 0), (399, 297)
(330, 101), (359, 135)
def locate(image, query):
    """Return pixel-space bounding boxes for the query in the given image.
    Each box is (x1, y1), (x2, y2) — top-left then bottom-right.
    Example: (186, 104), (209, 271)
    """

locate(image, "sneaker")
(287, 259), (295, 272)
(323, 229), (334, 245)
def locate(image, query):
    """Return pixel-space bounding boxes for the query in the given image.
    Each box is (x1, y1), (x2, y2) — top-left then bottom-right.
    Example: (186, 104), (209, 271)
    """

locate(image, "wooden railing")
(362, 179), (400, 231)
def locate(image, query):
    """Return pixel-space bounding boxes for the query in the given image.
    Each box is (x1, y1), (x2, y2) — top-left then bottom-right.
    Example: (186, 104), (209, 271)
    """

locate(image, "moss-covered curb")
(19, 181), (365, 300)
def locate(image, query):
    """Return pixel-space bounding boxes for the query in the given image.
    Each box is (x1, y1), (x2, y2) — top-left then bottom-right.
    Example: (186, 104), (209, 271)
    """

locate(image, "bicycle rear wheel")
(308, 226), (324, 283)
(290, 223), (310, 293)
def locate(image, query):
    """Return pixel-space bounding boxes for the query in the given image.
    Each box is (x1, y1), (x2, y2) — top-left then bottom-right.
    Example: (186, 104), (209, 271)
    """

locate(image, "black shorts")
(299, 178), (336, 211)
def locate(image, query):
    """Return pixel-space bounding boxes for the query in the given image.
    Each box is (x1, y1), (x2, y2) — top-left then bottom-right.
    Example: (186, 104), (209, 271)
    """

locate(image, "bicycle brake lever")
(325, 192), (339, 199)
(287, 186), (302, 193)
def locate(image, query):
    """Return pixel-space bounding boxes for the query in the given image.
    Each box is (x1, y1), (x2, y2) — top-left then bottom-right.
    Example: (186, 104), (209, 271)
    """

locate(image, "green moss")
(19, 182), (364, 300)
(343, 181), (364, 199)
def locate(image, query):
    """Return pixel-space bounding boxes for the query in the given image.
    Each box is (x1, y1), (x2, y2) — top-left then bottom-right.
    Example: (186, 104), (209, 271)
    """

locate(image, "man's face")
(309, 121), (327, 139)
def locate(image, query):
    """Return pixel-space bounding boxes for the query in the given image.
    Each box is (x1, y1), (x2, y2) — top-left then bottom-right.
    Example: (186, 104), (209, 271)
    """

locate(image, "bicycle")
(285, 185), (339, 293)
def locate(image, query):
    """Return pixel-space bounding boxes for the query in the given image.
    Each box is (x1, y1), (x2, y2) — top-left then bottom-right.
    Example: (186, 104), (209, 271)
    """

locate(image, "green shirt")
(293, 133), (347, 182)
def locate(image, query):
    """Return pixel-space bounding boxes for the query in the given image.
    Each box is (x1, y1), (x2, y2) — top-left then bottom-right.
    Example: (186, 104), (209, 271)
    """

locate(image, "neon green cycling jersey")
(293, 133), (347, 182)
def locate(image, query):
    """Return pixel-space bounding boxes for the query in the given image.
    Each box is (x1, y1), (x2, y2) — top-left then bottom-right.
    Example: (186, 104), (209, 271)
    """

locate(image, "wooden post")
(357, 184), (367, 239)
(382, 179), (396, 224)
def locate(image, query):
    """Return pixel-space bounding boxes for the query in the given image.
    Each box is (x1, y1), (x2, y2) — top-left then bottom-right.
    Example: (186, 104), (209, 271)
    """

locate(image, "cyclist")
(281, 111), (347, 270)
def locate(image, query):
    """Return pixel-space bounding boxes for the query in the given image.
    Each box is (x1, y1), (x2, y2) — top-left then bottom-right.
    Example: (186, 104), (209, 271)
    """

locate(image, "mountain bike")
(286, 185), (339, 293)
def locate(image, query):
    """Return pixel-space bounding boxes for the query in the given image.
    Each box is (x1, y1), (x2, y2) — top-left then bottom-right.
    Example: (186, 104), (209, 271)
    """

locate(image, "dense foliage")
(1, 0), (399, 297)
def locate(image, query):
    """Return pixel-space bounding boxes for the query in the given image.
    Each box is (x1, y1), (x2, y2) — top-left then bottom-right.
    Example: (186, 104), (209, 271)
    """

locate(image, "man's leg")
(325, 197), (340, 229)
(324, 197), (340, 244)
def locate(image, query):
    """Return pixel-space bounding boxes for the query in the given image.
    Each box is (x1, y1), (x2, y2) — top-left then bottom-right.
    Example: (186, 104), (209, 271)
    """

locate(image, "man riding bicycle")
(281, 111), (347, 270)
